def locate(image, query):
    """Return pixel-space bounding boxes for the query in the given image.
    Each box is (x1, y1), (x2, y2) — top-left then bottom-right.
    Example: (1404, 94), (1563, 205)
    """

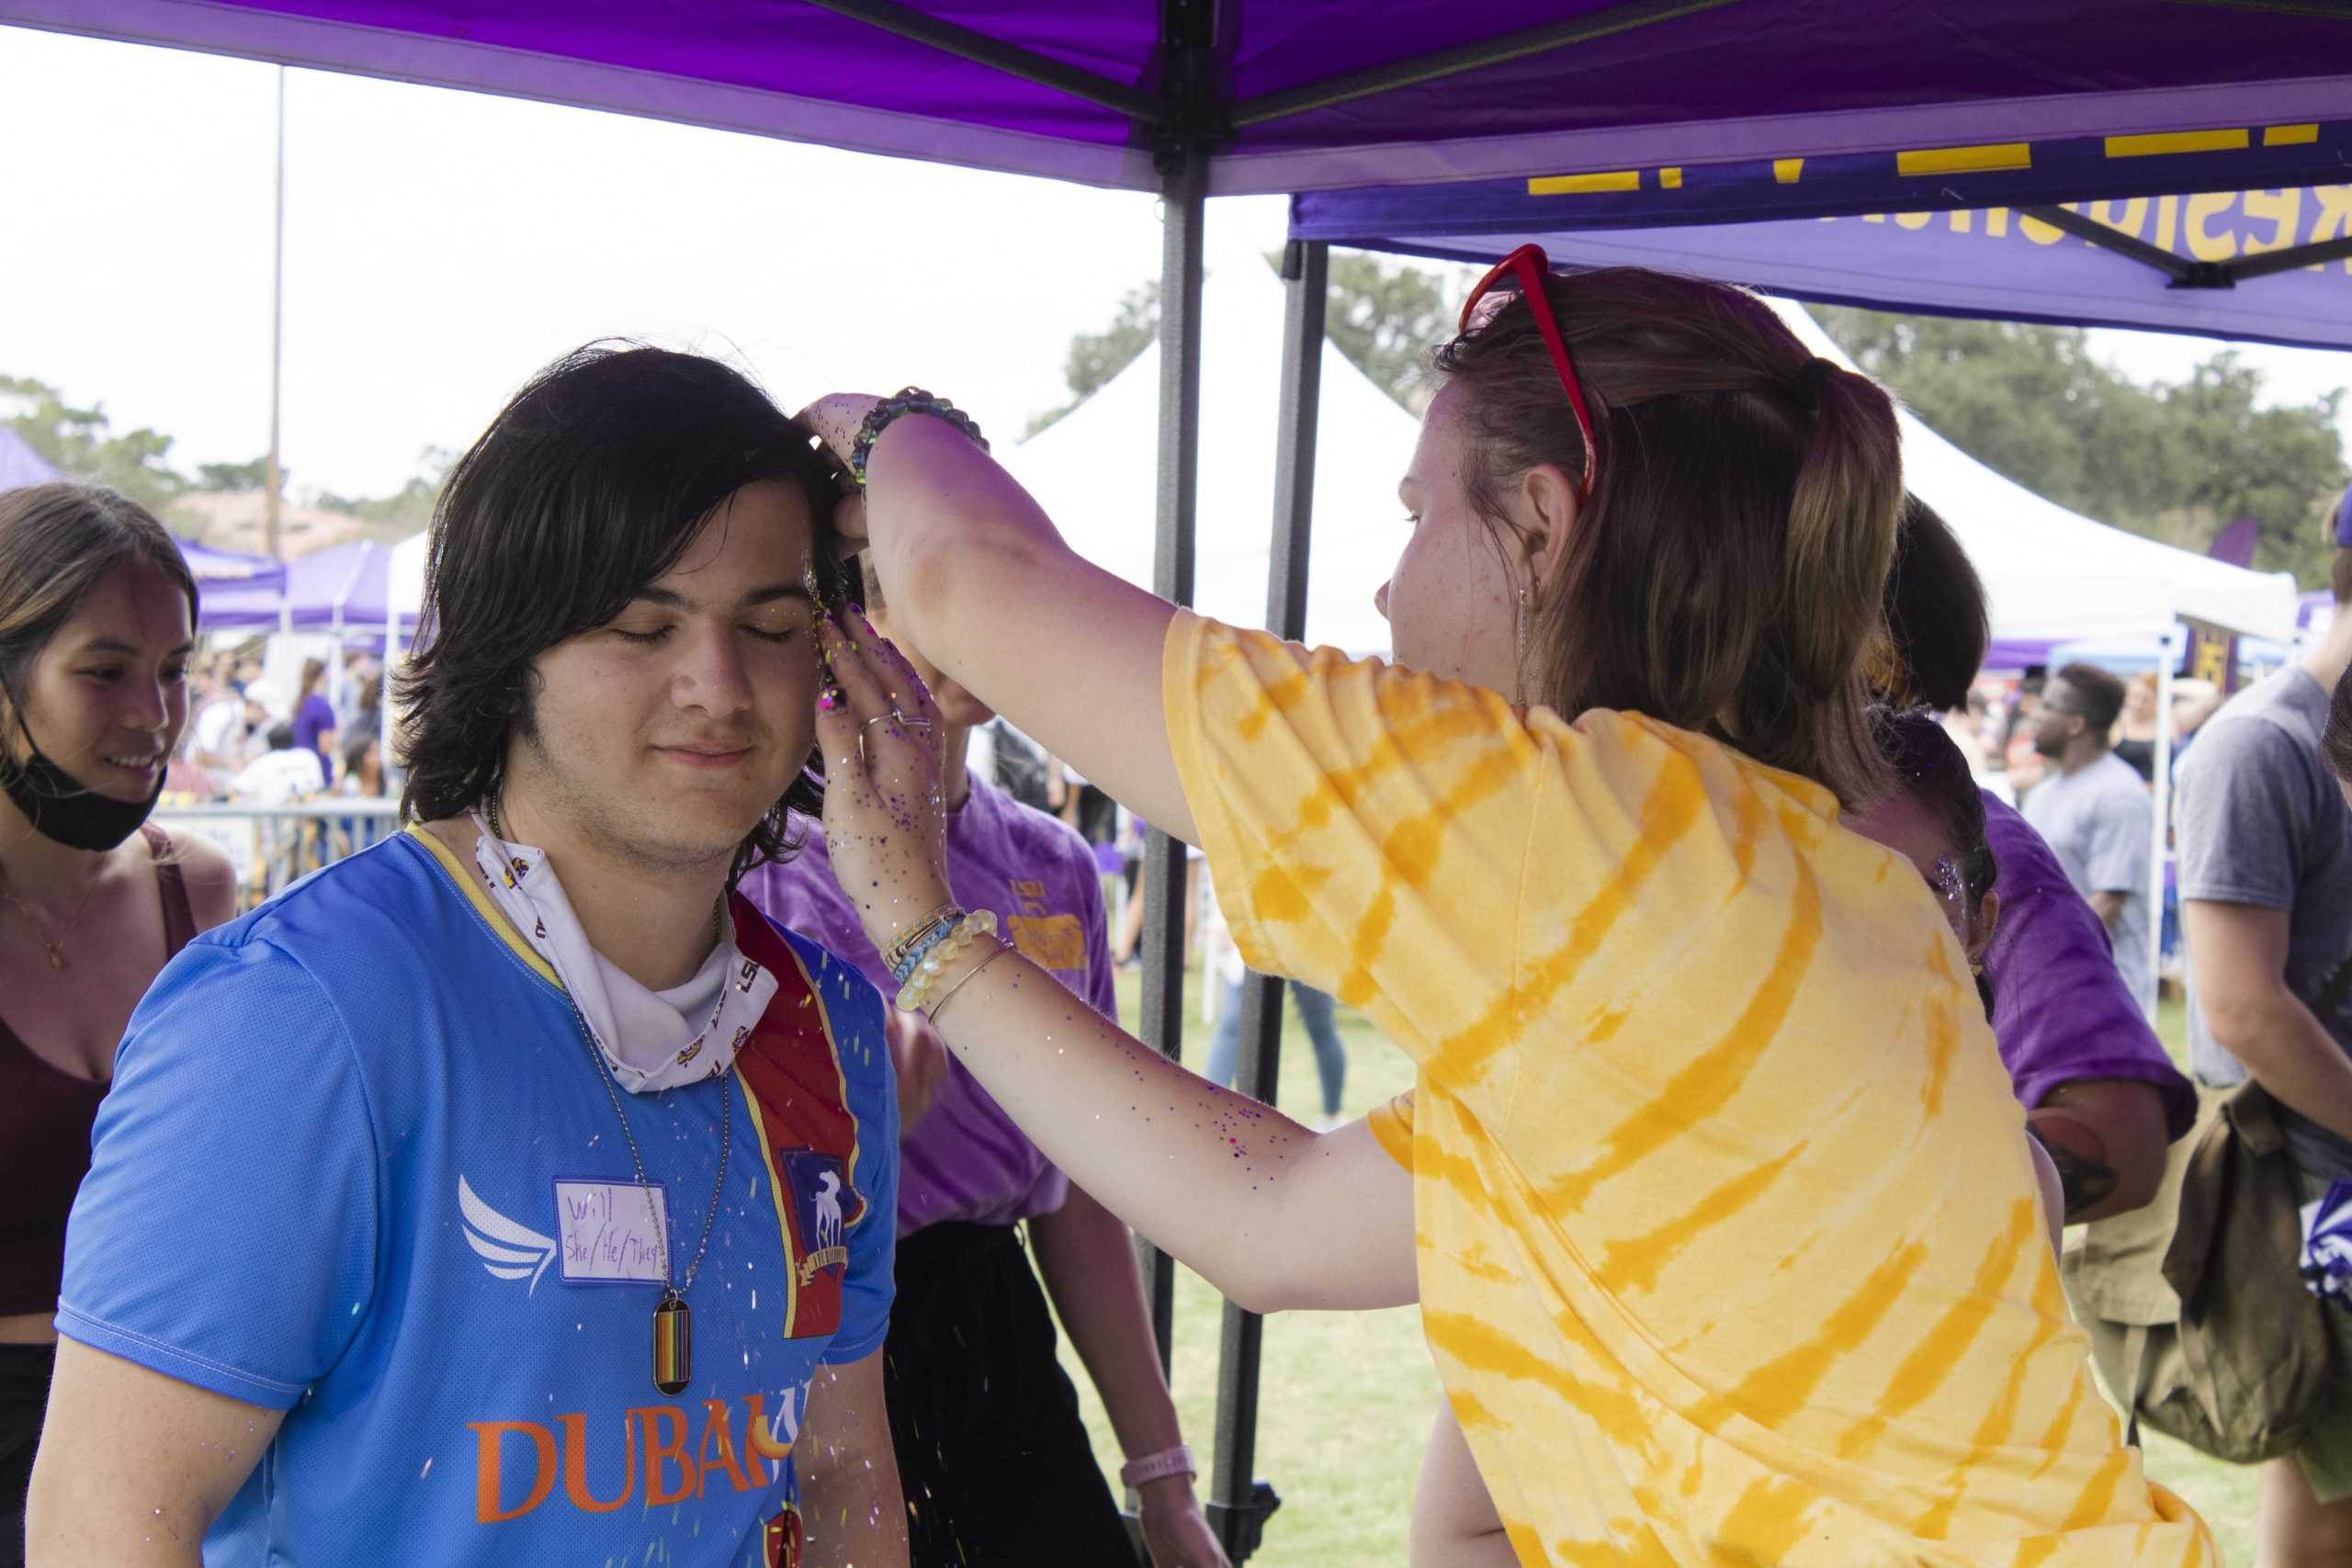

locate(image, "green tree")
(1322, 252), (1461, 413)
(311, 446), (453, 541)
(1026, 281), (1160, 436)
(1027, 253), (1470, 434)
(193, 457), (275, 491)
(0, 373), (185, 514)
(1815, 308), (2348, 588)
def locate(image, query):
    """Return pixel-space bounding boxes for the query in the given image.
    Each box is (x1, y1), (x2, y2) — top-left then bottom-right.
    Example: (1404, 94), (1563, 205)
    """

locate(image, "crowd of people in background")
(168, 647), (387, 804)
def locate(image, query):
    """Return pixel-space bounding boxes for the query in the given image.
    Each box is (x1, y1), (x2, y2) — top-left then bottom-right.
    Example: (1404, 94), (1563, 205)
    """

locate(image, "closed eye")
(611, 626), (673, 646)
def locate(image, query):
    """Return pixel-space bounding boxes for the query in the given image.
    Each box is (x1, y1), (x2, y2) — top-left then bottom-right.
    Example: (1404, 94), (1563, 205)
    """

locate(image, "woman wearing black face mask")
(0, 483), (235, 1565)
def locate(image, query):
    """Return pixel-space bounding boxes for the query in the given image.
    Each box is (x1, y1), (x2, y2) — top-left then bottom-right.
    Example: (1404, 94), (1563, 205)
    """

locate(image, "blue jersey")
(60, 827), (897, 1567)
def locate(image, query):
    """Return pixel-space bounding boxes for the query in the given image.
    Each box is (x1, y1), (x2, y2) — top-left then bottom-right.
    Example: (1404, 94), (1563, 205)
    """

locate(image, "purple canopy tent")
(0, 427), (62, 490)
(9, 0), (2350, 196)
(1292, 125), (2352, 349)
(175, 535), (289, 603)
(198, 536), (405, 633)
(12, 3), (2350, 1551)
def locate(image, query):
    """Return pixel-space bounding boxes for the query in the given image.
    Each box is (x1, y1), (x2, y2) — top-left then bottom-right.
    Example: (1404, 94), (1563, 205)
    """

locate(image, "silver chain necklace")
(483, 796), (729, 1396)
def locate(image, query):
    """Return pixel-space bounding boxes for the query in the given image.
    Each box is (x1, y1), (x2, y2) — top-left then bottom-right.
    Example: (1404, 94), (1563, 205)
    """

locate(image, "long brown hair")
(1434, 267), (1901, 805)
(0, 481), (199, 775)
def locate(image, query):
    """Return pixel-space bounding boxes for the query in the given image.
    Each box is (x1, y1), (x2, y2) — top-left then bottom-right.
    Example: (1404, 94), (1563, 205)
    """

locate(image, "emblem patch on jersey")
(764, 1500), (805, 1568)
(781, 1150), (853, 1287)
(458, 1175), (557, 1293)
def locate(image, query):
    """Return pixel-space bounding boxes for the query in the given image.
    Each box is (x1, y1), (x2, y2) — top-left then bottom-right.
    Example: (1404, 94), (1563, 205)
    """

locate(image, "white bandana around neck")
(469, 810), (778, 1094)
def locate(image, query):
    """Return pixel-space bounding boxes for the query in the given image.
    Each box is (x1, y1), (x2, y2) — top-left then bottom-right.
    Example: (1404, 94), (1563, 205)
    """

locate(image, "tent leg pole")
(1136, 147), (1205, 1400)
(2152, 635), (2175, 1022)
(1202, 239), (1326, 1567)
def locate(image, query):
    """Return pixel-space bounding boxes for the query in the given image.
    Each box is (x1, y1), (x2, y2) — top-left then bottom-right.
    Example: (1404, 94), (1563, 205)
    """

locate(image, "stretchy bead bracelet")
(886, 902), (964, 985)
(849, 388), (989, 488)
(894, 909), (1000, 1013)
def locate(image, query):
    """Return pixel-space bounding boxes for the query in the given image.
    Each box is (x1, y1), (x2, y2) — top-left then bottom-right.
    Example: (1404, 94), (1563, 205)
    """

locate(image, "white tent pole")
(2150, 628), (2175, 1023)
(382, 564), (401, 798)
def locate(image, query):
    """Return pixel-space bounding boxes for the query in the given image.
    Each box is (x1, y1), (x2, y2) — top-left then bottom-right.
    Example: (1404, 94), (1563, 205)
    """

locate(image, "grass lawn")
(1046, 965), (2265, 1563)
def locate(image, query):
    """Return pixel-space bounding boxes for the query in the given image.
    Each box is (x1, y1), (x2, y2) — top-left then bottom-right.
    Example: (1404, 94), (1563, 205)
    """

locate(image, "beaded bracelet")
(893, 909), (1000, 1013)
(885, 902), (964, 985)
(850, 387), (989, 488)
(924, 940), (1012, 1022)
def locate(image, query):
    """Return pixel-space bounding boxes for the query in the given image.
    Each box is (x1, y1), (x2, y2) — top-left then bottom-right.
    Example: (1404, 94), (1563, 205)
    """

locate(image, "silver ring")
(862, 713), (898, 735)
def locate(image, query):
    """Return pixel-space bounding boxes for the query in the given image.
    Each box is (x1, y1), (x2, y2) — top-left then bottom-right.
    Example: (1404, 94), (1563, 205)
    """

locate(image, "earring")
(1513, 581), (1532, 704)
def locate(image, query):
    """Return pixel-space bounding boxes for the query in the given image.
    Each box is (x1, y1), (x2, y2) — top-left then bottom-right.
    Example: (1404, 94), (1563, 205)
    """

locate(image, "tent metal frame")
(2019, 202), (2352, 291)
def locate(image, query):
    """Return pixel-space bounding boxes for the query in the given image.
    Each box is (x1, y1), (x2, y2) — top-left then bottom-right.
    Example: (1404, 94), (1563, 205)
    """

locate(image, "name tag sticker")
(553, 1179), (671, 1285)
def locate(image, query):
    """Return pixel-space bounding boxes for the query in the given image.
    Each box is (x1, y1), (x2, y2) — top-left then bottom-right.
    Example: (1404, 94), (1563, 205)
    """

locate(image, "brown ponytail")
(1433, 267), (1901, 806)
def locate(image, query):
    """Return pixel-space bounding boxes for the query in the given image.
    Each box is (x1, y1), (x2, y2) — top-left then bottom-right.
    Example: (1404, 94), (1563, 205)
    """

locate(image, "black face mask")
(3, 714), (164, 852)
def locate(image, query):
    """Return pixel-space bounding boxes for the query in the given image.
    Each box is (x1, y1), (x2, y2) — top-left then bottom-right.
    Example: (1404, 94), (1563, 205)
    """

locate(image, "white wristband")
(1120, 1443), (1196, 1489)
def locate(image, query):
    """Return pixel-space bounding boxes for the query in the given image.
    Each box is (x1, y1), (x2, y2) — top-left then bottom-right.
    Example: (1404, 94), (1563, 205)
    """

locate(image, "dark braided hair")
(1872, 705), (1999, 1019)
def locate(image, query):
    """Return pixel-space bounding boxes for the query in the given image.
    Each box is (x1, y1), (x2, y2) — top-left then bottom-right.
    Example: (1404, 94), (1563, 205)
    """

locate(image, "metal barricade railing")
(152, 798), (402, 908)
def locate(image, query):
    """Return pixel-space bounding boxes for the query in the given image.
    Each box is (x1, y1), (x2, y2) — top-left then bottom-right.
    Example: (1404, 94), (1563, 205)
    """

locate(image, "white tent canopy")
(1780, 302), (2301, 655)
(1008, 247), (1419, 660)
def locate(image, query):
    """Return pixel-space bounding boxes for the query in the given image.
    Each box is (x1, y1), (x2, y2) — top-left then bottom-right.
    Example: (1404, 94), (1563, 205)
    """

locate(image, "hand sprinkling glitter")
(810, 604), (954, 953)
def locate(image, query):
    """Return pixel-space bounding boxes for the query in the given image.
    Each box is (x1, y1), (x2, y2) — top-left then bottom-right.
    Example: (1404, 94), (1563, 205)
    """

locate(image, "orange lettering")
(698, 1399), (761, 1495)
(637, 1404), (698, 1506)
(746, 1392), (794, 1464)
(557, 1411), (637, 1513)
(469, 1420), (557, 1524)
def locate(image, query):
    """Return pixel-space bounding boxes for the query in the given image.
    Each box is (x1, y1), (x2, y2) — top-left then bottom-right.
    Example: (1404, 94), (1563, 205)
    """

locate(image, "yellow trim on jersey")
(736, 927), (870, 1340)
(739, 1066), (804, 1339)
(403, 824), (560, 988)
(772, 934), (867, 1237)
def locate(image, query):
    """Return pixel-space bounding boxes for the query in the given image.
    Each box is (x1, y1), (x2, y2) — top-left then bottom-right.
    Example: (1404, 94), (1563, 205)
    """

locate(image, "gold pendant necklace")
(1, 874), (105, 972)
(484, 797), (732, 1395)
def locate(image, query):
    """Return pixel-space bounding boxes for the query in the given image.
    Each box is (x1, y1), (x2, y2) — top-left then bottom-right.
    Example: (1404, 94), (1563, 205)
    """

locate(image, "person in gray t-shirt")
(2178, 519), (2352, 1533)
(2177, 660), (2352, 1182)
(2023, 663), (2155, 1015)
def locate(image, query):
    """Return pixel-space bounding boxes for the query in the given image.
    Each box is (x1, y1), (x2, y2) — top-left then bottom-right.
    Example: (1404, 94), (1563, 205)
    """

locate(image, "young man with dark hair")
(741, 560), (1227, 1568)
(1882, 500), (2188, 1222)
(2178, 485), (2352, 1559)
(28, 346), (907, 1568)
(2025, 660), (2158, 1016)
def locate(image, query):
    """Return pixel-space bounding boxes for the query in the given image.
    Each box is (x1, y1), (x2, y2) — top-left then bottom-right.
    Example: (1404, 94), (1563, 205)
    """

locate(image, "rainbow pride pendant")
(653, 1291), (692, 1396)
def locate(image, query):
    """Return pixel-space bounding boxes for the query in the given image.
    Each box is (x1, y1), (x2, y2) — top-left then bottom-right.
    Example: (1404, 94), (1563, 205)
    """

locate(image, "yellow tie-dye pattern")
(1163, 612), (2215, 1567)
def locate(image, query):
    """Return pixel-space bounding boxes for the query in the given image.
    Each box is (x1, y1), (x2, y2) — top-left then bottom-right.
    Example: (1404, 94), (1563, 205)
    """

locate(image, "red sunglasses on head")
(1459, 243), (1598, 502)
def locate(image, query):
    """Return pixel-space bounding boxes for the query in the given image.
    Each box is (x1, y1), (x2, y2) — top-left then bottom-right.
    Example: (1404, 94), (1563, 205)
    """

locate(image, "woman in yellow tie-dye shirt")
(798, 254), (2213, 1566)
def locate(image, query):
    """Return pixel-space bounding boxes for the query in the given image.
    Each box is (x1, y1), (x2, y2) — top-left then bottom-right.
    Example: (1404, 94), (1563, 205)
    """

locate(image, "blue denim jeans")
(1205, 974), (1348, 1118)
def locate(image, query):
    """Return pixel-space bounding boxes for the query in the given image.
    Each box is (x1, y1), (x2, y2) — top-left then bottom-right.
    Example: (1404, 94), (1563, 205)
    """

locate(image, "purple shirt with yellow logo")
(744, 771), (1116, 1237)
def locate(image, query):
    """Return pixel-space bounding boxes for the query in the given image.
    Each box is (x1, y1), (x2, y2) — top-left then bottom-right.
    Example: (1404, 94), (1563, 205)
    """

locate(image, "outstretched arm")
(803, 396), (1195, 845)
(809, 605), (1414, 1315)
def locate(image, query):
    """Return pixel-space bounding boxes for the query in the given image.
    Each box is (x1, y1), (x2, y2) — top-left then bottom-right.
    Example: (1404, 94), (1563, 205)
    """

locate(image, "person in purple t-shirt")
(1873, 497), (2192, 1221)
(288, 656), (338, 773)
(742, 563), (1227, 1568)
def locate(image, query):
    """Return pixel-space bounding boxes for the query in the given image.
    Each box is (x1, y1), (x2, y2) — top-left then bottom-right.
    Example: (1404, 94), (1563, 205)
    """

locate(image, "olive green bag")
(2063, 1081), (2337, 1464)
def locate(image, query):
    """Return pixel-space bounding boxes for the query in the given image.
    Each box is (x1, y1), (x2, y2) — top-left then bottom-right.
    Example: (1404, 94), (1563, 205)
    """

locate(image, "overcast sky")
(3, 24), (2346, 503)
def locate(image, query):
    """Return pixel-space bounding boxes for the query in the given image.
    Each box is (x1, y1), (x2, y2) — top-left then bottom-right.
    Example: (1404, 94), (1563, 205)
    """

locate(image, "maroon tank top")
(0, 825), (198, 1316)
